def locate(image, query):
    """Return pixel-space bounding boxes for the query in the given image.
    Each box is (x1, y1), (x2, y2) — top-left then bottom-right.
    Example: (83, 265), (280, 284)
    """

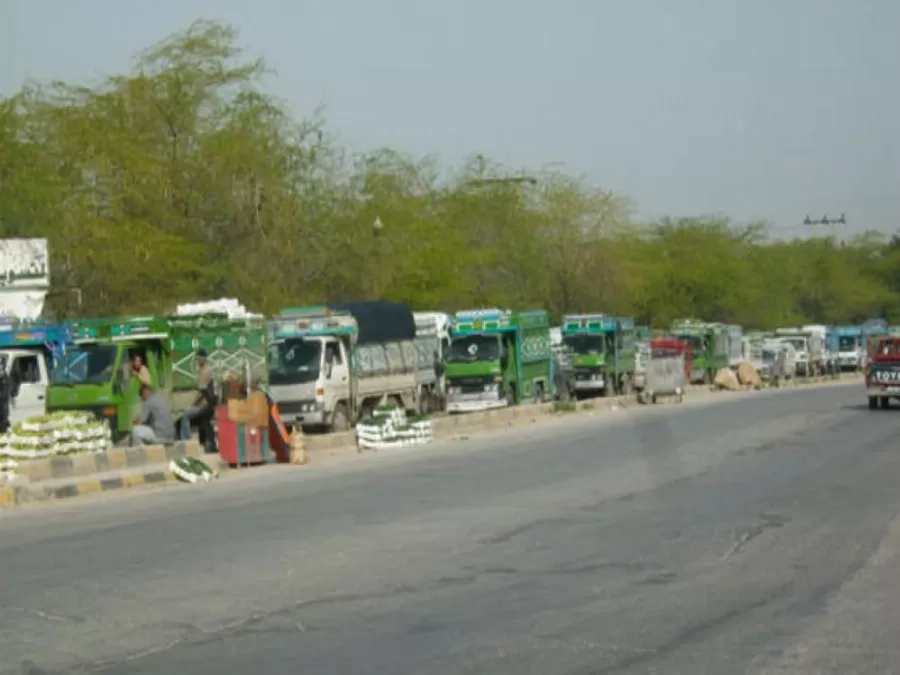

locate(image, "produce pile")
(356, 404), (433, 451)
(176, 297), (261, 319)
(0, 412), (113, 479)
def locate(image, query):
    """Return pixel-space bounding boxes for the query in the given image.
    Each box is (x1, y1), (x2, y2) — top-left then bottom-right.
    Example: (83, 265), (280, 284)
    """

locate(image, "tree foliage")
(0, 20), (896, 327)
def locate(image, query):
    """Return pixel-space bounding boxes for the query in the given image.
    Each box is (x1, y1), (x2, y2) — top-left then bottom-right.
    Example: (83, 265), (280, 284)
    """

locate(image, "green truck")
(669, 318), (729, 384)
(47, 314), (267, 442)
(445, 308), (554, 413)
(561, 314), (637, 398)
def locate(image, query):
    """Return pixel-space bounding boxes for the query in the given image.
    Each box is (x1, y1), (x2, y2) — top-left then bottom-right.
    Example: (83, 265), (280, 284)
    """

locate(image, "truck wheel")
(331, 403), (350, 432)
(869, 396), (878, 410)
(880, 397), (890, 410)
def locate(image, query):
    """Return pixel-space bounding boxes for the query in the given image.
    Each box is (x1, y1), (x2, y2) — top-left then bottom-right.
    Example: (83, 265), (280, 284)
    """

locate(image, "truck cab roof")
(452, 308), (549, 335)
(872, 337), (900, 361)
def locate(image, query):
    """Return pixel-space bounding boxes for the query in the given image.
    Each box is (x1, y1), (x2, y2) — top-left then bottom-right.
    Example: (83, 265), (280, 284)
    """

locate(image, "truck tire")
(869, 396), (878, 410)
(417, 391), (430, 416)
(330, 403), (350, 432)
(880, 397), (890, 410)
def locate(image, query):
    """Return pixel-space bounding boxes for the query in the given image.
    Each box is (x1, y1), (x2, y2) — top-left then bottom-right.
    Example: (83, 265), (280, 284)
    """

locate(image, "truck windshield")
(269, 339), (321, 385)
(675, 335), (704, 352)
(784, 338), (807, 351)
(447, 335), (500, 363)
(51, 344), (118, 385)
(651, 347), (681, 358)
(838, 336), (858, 351)
(562, 334), (606, 355)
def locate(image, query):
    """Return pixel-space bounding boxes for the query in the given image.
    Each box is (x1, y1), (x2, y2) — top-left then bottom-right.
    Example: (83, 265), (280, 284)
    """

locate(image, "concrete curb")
(0, 468), (180, 507)
(14, 440), (203, 484)
(301, 375), (862, 460)
(0, 441), (211, 507)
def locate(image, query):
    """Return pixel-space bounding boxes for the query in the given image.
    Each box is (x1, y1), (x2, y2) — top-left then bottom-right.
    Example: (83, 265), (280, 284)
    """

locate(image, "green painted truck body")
(445, 308), (553, 413)
(669, 318), (729, 383)
(47, 314), (267, 441)
(561, 314), (637, 397)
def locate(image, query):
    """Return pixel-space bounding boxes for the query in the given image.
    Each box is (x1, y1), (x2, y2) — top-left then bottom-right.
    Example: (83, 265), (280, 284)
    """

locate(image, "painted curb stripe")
(0, 471), (179, 507)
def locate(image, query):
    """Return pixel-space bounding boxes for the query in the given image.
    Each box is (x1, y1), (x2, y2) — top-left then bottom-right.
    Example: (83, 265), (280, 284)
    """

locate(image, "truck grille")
(276, 400), (316, 414)
(450, 377), (491, 394)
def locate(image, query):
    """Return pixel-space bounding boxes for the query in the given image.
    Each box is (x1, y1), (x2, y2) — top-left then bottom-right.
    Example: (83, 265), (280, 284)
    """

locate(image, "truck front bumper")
(867, 386), (900, 397)
(446, 396), (508, 414)
(839, 356), (860, 370)
(274, 400), (327, 426)
(573, 380), (605, 392)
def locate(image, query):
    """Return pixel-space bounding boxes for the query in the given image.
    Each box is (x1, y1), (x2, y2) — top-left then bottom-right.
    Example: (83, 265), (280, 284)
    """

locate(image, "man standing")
(179, 348), (217, 451)
(0, 358), (11, 434)
(131, 383), (175, 446)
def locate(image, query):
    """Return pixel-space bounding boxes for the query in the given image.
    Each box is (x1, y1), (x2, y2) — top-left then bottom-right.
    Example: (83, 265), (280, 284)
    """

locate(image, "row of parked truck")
(0, 305), (893, 441)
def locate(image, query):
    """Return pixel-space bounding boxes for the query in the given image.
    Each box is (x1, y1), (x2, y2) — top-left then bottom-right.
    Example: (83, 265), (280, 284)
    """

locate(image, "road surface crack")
(721, 512), (790, 561)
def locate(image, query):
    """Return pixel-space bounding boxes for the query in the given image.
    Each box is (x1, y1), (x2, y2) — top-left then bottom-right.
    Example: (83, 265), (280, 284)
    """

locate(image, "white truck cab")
(1, 347), (51, 425)
(775, 327), (824, 377)
(268, 303), (421, 433)
(268, 331), (352, 430)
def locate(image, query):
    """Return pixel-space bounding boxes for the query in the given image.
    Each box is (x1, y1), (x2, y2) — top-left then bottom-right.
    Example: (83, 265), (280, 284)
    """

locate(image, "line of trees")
(0, 20), (898, 327)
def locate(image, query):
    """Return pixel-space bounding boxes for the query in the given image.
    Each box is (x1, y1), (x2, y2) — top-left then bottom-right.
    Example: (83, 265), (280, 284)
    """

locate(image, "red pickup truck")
(866, 337), (900, 409)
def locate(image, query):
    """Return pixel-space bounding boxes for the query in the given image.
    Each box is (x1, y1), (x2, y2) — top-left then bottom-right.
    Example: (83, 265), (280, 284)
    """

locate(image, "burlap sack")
(714, 367), (741, 391)
(736, 362), (762, 387)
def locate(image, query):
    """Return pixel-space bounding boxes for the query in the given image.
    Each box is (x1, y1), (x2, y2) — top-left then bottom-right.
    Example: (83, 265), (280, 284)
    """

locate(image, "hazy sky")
(2, 0), (898, 236)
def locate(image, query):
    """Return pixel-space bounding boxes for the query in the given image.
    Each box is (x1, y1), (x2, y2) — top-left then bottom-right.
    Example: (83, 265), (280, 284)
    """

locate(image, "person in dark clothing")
(0, 358), (10, 434)
(178, 349), (217, 452)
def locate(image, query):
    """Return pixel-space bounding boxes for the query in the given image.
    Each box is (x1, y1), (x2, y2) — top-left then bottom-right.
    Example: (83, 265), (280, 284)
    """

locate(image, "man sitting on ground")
(131, 383), (175, 446)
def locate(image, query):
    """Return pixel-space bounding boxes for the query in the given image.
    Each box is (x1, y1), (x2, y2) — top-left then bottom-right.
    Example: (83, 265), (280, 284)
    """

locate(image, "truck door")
(144, 344), (165, 391)
(9, 352), (48, 425)
(119, 347), (143, 427)
(325, 340), (350, 415)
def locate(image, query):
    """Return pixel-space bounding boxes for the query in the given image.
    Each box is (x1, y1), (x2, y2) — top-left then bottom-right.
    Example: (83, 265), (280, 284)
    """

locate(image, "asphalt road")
(3, 382), (900, 674)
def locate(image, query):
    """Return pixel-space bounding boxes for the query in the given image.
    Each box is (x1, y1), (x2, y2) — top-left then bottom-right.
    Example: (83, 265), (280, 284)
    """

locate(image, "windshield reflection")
(51, 344), (118, 385)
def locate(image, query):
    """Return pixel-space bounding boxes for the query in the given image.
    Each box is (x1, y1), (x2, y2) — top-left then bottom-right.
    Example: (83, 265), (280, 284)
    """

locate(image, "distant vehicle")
(866, 336), (900, 410)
